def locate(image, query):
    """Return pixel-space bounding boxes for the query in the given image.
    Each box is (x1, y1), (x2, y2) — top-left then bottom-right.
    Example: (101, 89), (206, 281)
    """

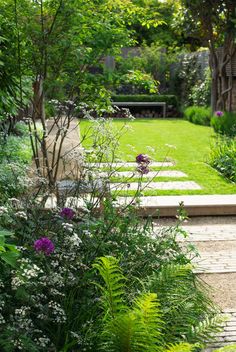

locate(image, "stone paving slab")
(192, 250), (236, 274)
(111, 181), (201, 191)
(117, 195), (236, 216)
(98, 170), (187, 178)
(45, 195), (236, 216)
(153, 226), (236, 242)
(85, 161), (174, 168)
(118, 195), (236, 207)
(153, 216), (236, 241)
(205, 310), (236, 351)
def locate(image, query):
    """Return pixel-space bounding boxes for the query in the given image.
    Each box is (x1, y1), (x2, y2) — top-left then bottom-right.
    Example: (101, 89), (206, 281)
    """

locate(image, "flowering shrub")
(211, 111), (236, 137)
(0, 117), (222, 351)
(0, 198), (221, 351)
(209, 136), (236, 183)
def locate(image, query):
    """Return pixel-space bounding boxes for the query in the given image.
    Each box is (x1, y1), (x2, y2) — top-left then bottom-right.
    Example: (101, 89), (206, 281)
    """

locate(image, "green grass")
(80, 118), (236, 195)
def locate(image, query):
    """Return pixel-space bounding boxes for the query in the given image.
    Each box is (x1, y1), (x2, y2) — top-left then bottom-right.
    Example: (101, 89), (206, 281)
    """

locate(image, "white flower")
(15, 211), (27, 220)
(0, 206), (8, 215)
(62, 222), (74, 232)
(69, 233), (82, 247)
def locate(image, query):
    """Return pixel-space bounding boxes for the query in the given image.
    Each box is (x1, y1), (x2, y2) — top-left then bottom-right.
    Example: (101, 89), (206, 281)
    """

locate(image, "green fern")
(94, 256), (164, 352)
(189, 315), (227, 343)
(146, 263), (221, 345)
(93, 256), (127, 319)
(132, 293), (163, 351)
(164, 342), (198, 352)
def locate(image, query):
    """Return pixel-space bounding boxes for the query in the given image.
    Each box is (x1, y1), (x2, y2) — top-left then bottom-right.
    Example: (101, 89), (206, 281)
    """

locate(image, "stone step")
(110, 181), (201, 191)
(97, 170), (187, 178)
(45, 195), (236, 217)
(192, 251), (236, 274)
(85, 161), (174, 168)
(117, 195), (236, 217)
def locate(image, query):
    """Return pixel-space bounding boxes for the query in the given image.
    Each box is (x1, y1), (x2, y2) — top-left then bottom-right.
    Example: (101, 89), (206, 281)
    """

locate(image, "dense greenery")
(184, 106), (211, 126)
(210, 136), (236, 183)
(0, 123), (32, 201)
(112, 94), (178, 107)
(0, 1), (235, 350)
(0, 197), (222, 351)
(211, 112), (236, 138)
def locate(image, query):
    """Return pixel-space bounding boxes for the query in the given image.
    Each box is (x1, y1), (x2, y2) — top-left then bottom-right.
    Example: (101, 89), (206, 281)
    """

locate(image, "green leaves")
(93, 256), (164, 352)
(93, 256), (127, 319)
(0, 229), (20, 267)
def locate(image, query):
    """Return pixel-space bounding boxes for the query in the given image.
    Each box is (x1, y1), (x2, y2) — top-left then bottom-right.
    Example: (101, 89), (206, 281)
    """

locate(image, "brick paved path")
(154, 216), (236, 350)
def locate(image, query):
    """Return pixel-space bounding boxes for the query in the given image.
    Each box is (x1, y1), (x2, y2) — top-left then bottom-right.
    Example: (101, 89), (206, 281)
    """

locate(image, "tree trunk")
(32, 75), (45, 122)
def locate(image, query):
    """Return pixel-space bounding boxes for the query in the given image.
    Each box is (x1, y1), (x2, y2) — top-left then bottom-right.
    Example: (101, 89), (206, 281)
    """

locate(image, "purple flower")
(215, 111), (223, 117)
(136, 154), (150, 164)
(137, 164), (150, 175)
(34, 237), (55, 256)
(60, 207), (75, 220)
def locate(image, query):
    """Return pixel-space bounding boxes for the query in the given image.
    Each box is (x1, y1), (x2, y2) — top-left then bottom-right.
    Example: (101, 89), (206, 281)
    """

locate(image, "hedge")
(111, 94), (178, 107)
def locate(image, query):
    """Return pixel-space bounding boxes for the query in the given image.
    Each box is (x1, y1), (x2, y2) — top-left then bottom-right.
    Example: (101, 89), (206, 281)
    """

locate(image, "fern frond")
(132, 293), (163, 351)
(95, 257), (165, 352)
(147, 263), (221, 344)
(134, 292), (163, 340)
(93, 256), (126, 319)
(101, 312), (135, 352)
(155, 263), (194, 285)
(190, 314), (227, 342)
(164, 342), (198, 352)
(102, 303), (162, 352)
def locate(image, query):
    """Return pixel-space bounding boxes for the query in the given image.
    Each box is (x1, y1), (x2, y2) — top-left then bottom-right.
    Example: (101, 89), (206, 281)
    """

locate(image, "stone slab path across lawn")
(91, 160), (201, 191)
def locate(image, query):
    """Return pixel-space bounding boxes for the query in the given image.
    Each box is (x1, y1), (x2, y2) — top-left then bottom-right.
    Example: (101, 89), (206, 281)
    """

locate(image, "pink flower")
(136, 154), (150, 164)
(137, 164), (150, 175)
(34, 237), (55, 256)
(215, 111), (223, 117)
(60, 207), (75, 220)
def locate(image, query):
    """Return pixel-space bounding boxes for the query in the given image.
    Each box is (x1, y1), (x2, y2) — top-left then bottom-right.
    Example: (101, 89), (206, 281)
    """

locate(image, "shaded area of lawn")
(80, 118), (236, 195)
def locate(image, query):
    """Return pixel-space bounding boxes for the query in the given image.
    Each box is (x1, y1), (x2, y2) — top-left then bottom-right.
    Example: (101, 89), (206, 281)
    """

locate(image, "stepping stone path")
(154, 216), (236, 351)
(87, 160), (201, 192)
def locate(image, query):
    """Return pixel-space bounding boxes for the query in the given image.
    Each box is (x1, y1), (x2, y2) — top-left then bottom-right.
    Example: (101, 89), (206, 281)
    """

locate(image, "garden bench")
(111, 101), (167, 118)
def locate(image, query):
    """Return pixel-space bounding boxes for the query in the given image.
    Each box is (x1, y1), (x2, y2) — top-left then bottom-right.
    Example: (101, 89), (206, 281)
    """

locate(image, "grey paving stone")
(205, 311), (236, 351)
(85, 161), (174, 168)
(111, 181), (201, 191)
(97, 170), (187, 178)
(192, 251), (236, 274)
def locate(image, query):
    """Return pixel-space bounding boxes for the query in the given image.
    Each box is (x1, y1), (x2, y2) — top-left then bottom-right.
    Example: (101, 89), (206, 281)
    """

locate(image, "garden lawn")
(80, 118), (236, 195)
